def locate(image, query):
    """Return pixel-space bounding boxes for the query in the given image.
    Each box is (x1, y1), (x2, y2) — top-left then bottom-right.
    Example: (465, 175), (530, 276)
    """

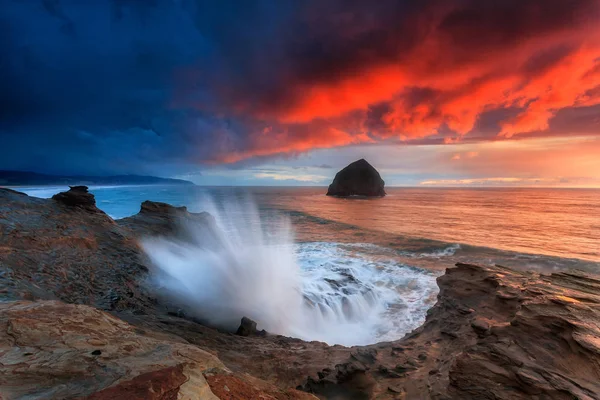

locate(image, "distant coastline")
(0, 170), (194, 187)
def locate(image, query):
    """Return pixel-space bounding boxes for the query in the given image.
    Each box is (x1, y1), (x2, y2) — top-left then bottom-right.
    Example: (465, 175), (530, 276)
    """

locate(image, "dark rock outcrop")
(236, 316), (258, 336)
(52, 185), (98, 211)
(326, 159), (386, 197)
(117, 200), (213, 238)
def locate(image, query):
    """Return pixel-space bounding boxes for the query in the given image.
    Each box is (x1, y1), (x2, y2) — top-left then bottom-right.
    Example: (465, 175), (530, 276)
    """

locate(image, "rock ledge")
(52, 185), (98, 211)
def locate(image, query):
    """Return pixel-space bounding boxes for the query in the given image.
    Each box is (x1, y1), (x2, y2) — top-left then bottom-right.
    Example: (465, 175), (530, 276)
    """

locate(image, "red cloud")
(217, 126), (373, 164)
(178, 0), (600, 163)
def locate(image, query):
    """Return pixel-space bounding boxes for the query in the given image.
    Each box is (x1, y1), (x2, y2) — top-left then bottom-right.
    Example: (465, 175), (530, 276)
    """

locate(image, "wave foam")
(143, 197), (439, 346)
(418, 243), (461, 258)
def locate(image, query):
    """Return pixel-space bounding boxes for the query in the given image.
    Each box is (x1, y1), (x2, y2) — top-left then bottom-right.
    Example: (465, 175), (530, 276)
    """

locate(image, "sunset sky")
(1, 0), (599, 186)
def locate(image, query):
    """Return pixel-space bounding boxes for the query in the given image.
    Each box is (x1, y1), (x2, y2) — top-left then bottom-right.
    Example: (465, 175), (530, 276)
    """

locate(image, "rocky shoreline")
(1, 186), (599, 399)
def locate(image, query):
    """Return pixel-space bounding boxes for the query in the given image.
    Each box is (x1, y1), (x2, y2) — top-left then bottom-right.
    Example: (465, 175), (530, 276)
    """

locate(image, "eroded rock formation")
(326, 159), (386, 197)
(0, 186), (150, 311)
(118, 200), (214, 238)
(51, 185), (99, 210)
(0, 300), (314, 400)
(1, 187), (599, 399)
(301, 263), (600, 399)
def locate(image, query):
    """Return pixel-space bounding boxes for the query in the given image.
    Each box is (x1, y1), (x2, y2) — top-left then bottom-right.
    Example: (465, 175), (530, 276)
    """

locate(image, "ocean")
(18, 185), (600, 345)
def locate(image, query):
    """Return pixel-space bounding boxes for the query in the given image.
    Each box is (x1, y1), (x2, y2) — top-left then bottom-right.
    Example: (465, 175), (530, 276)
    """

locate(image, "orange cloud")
(428, 136), (600, 186)
(179, 0), (600, 164)
(241, 3), (600, 139)
(499, 46), (600, 137)
(452, 151), (479, 160)
(216, 126), (373, 164)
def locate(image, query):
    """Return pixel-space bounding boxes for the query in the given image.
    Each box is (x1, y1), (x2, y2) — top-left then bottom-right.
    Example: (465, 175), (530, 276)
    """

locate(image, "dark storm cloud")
(0, 0), (238, 174)
(0, 0), (599, 174)
(205, 0), (599, 120)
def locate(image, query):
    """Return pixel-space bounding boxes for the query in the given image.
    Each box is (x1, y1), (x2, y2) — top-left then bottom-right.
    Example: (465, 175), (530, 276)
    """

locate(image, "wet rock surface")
(117, 200), (213, 238)
(326, 159), (386, 197)
(0, 187), (151, 311)
(302, 264), (600, 399)
(1, 188), (600, 399)
(0, 300), (315, 400)
(236, 316), (258, 336)
(51, 185), (98, 210)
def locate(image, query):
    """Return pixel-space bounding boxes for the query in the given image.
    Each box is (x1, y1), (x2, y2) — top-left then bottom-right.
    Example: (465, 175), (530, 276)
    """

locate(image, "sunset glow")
(3, 3), (600, 398)
(1, 0), (600, 186)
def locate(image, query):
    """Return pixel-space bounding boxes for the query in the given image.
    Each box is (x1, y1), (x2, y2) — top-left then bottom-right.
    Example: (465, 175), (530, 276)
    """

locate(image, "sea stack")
(326, 159), (386, 197)
(51, 185), (98, 211)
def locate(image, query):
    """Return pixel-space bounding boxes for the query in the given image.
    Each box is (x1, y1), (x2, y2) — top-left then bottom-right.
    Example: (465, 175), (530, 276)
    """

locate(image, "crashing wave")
(143, 196), (439, 346)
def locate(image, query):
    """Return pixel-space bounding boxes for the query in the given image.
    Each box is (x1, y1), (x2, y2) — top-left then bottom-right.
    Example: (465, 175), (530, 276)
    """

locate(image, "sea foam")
(142, 196), (439, 346)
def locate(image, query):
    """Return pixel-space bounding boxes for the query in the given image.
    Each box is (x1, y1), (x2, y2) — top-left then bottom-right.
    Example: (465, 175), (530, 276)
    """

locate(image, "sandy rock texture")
(0, 300), (315, 399)
(302, 263), (600, 399)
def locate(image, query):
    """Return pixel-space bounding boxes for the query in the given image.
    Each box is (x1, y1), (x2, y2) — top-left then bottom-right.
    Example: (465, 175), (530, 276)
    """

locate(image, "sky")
(1, 0), (599, 187)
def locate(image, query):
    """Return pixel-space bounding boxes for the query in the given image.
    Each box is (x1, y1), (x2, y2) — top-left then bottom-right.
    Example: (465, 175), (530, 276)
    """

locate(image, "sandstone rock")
(52, 185), (98, 211)
(303, 263), (600, 399)
(0, 300), (224, 399)
(0, 300), (317, 400)
(326, 159), (385, 197)
(0, 189), (346, 394)
(0, 189), (340, 395)
(0, 188), (151, 311)
(117, 200), (213, 238)
(470, 317), (490, 336)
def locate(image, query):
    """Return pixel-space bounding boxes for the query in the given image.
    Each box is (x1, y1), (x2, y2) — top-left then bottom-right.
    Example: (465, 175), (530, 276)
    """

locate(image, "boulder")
(140, 200), (188, 214)
(326, 159), (385, 197)
(51, 185), (98, 211)
(117, 200), (213, 238)
(236, 316), (258, 336)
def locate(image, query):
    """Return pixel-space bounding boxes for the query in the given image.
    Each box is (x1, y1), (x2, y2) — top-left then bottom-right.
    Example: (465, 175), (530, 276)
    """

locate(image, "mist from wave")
(142, 195), (439, 346)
